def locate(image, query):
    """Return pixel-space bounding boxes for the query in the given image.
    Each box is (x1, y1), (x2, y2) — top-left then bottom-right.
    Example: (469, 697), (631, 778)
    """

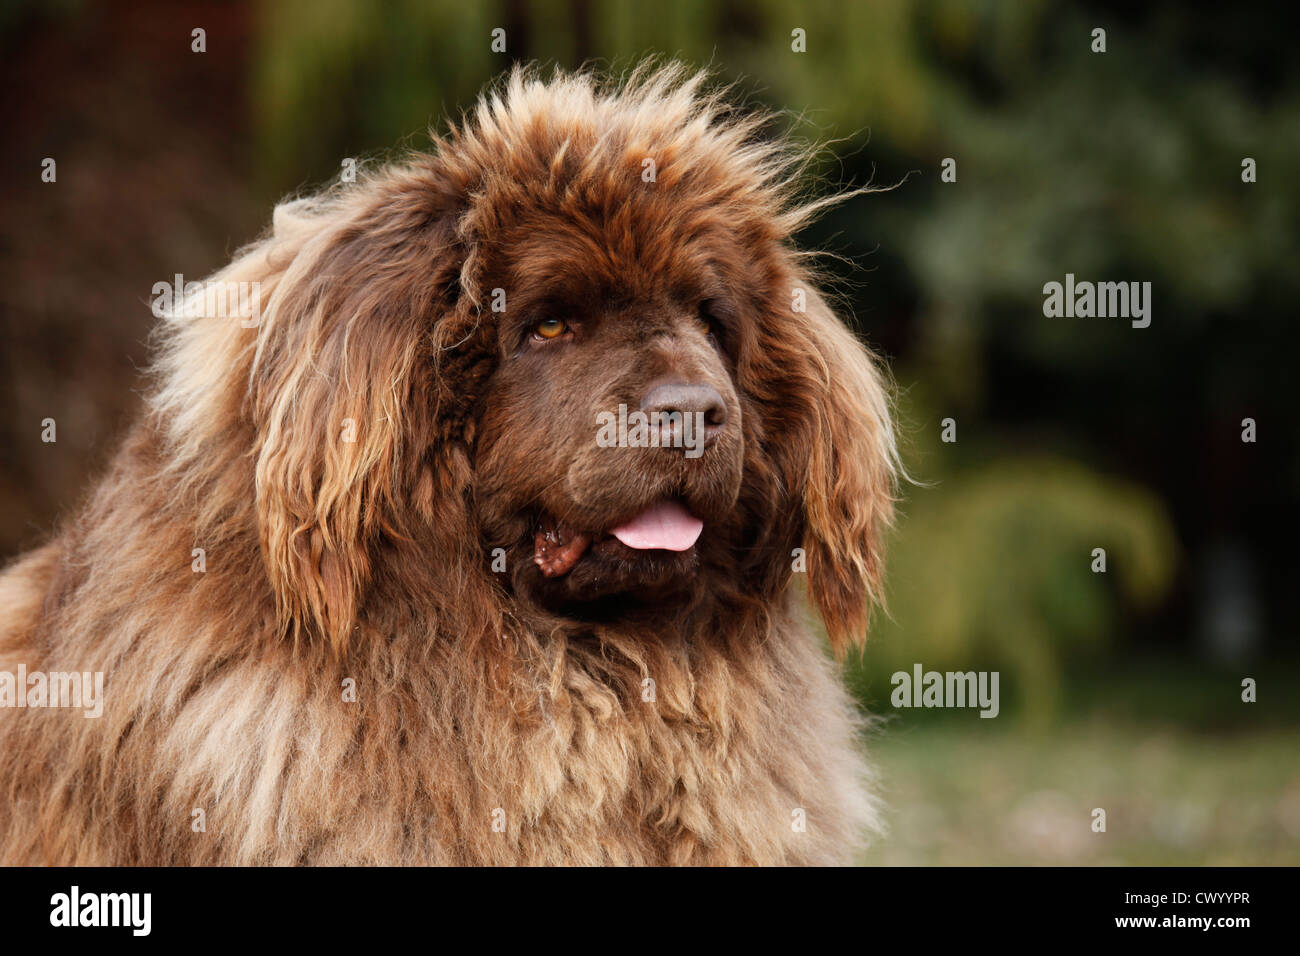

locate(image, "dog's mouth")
(533, 499), (704, 578)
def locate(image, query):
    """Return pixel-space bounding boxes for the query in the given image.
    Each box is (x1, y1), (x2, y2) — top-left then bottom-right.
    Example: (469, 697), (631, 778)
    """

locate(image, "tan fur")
(0, 64), (897, 865)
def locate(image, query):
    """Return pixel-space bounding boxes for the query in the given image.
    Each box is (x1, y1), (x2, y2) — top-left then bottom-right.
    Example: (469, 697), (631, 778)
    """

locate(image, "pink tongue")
(610, 500), (703, 551)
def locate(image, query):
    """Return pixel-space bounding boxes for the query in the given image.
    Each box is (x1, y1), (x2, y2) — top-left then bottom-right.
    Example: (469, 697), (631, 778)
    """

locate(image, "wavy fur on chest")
(0, 464), (875, 864)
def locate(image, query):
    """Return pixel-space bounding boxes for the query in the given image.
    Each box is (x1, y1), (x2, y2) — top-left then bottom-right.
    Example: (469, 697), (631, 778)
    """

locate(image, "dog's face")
(473, 211), (750, 611)
(241, 67), (898, 655)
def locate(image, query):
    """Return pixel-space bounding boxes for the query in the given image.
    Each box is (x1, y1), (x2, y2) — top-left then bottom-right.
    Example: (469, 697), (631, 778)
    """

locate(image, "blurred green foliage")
(253, 0), (496, 184)
(850, 456), (1177, 723)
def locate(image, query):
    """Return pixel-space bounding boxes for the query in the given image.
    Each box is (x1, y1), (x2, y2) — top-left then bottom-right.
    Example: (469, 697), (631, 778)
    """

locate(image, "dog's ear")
(250, 186), (474, 652)
(768, 286), (899, 658)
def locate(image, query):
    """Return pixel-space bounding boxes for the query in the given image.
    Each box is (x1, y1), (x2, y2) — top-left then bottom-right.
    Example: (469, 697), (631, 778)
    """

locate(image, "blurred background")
(1, 0), (1296, 863)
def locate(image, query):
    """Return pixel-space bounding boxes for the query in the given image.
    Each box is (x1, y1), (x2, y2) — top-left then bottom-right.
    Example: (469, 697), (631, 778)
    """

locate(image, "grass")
(855, 661), (1300, 865)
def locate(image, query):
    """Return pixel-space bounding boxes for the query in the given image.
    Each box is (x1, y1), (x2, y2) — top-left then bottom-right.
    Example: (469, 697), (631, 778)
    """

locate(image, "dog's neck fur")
(0, 419), (876, 865)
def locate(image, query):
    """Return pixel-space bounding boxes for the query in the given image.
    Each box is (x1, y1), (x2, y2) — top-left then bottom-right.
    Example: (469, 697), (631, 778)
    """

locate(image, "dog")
(0, 64), (899, 865)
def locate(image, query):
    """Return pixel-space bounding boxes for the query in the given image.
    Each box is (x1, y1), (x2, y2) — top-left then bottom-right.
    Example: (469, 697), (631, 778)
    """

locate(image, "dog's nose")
(640, 382), (728, 448)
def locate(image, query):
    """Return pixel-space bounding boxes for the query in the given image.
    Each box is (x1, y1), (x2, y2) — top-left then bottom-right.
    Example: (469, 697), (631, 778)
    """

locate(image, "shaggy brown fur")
(0, 64), (898, 865)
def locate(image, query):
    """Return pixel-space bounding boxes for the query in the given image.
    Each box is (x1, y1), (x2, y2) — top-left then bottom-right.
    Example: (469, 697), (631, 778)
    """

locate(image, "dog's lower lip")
(534, 519), (592, 577)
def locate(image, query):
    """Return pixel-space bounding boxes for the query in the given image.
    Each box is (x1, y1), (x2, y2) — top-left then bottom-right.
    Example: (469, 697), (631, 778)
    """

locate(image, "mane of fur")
(0, 65), (894, 865)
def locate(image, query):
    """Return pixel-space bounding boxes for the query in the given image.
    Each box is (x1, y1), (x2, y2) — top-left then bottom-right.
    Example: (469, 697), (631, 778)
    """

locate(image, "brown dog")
(0, 64), (898, 865)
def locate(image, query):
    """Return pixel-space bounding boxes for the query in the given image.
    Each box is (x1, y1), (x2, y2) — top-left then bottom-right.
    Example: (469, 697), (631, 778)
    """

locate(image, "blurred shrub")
(849, 455), (1178, 723)
(252, 0), (495, 187)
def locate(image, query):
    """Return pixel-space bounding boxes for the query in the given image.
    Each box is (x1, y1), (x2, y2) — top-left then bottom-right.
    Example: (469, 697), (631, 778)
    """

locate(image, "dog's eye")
(531, 318), (569, 341)
(694, 303), (714, 337)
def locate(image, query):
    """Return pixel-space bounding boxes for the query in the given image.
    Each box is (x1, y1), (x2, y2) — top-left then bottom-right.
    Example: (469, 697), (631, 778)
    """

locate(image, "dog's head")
(193, 65), (897, 656)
